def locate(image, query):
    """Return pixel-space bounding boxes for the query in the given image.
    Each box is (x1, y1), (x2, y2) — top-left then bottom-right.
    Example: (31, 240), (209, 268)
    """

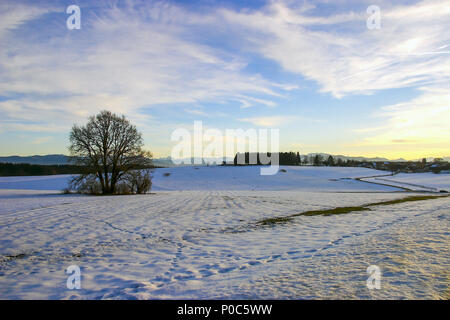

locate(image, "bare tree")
(69, 110), (152, 194)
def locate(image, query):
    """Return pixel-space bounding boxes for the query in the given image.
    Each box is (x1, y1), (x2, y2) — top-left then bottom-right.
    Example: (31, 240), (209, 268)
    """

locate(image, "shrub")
(124, 169), (152, 194)
(114, 182), (132, 195)
(69, 169), (152, 195)
(70, 175), (103, 194)
(431, 168), (442, 174)
(62, 188), (72, 194)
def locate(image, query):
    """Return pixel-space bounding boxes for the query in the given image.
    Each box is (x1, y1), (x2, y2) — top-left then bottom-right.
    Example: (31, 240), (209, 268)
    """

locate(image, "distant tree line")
(233, 152), (302, 166)
(0, 163), (90, 176)
(231, 152), (450, 174)
(232, 152), (342, 166)
(0, 162), (160, 177)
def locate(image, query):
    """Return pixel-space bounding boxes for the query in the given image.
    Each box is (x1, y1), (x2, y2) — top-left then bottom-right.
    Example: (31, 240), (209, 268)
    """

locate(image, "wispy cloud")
(31, 136), (53, 144)
(219, 0), (450, 97)
(239, 116), (295, 127)
(0, 2), (54, 36)
(0, 1), (291, 134)
(0, 0), (449, 158)
(349, 84), (450, 156)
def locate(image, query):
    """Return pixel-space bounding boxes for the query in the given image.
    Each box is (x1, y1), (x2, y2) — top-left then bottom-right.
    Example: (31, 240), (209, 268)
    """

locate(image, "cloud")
(218, 0), (450, 97)
(391, 139), (418, 143)
(0, 1), (292, 134)
(32, 136), (53, 144)
(1, 0), (449, 158)
(184, 108), (209, 117)
(3, 0), (449, 120)
(350, 84), (450, 151)
(0, 2), (54, 37)
(234, 95), (277, 108)
(239, 116), (295, 127)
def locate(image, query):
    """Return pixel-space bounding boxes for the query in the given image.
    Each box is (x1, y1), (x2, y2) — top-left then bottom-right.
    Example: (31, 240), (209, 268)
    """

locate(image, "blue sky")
(0, 0), (449, 159)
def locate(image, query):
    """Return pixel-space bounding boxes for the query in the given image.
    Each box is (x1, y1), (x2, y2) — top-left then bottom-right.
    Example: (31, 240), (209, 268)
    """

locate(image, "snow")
(359, 172), (449, 192)
(0, 166), (400, 192)
(0, 166), (448, 299)
(374, 172), (449, 191)
(0, 175), (72, 191)
(151, 166), (400, 192)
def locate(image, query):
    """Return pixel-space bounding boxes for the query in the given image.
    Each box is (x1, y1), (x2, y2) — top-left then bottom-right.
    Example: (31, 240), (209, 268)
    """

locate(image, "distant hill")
(0, 154), (69, 165)
(305, 153), (392, 162)
(152, 157), (176, 167)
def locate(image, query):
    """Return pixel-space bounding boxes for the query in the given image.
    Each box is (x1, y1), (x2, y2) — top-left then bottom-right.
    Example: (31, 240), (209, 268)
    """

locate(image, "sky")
(0, 0), (449, 160)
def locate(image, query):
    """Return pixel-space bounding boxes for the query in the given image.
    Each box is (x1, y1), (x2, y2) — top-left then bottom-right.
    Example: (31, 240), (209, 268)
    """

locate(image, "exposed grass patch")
(257, 206), (370, 226)
(256, 194), (449, 227)
(72, 252), (84, 258)
(258, 216), (294, 226)
(4, 253), (29, 261)
(366, 195), (448, 207)
(297, 206), (371, 217)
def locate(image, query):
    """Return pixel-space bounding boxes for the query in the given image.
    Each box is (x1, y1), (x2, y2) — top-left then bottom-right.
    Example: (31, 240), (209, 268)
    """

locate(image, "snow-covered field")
(362, 172), (450, 192)
(0, 166), (448, 299)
